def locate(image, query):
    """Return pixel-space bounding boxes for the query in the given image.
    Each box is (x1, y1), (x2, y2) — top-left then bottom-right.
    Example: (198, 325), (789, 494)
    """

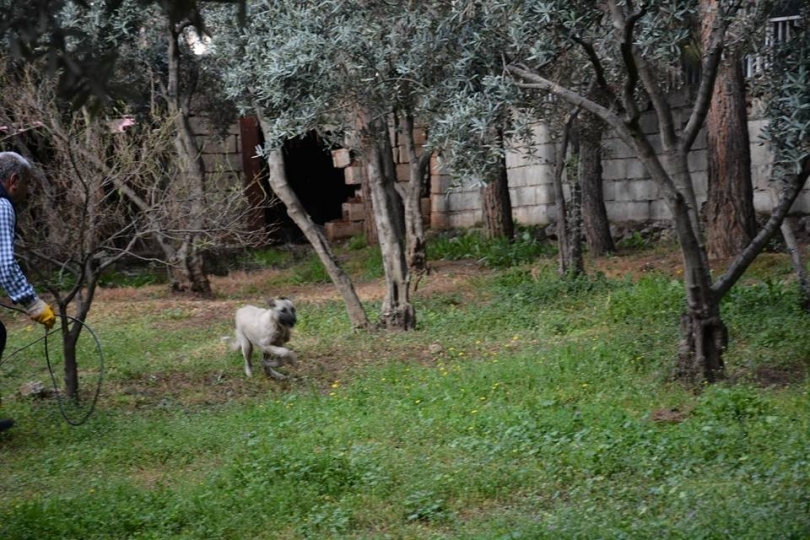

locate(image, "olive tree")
(220, 0), (468, 330)
(0, 0), (246, 108)
(489, 0), (809, 384)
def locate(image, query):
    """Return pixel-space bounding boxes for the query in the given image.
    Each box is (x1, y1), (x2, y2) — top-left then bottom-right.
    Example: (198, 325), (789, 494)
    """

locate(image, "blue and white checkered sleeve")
(0, 199), (36, 306)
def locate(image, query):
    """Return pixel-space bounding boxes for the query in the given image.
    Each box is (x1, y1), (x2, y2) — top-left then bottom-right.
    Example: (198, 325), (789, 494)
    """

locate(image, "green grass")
(427, 226), (554, 268)
(238, 242), (385, 289)
(1, 243), (809, 539)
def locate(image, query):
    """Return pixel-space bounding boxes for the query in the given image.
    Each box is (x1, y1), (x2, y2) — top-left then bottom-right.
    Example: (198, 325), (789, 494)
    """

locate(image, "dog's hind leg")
(240, 339), (254, 378)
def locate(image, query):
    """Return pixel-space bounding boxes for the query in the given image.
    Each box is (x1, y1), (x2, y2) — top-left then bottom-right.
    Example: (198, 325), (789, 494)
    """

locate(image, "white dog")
(224, 297), (298, 380)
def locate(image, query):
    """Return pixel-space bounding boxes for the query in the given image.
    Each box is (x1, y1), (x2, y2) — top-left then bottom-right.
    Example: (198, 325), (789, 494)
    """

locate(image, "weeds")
(1, 242), (808, 539)
(428, 226), (553, 268)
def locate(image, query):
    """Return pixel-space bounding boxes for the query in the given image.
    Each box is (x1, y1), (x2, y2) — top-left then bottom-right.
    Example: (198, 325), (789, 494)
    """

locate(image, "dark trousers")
(0, 319), (5, 409)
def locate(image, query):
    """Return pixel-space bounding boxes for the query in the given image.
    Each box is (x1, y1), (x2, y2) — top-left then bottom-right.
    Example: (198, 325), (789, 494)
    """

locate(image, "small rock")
(19, 381), (51, 398)
(428, 343), (444, 355)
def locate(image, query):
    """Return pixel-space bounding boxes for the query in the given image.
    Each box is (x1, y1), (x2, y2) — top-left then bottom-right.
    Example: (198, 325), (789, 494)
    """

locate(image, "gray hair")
(0, 151), (32, 182)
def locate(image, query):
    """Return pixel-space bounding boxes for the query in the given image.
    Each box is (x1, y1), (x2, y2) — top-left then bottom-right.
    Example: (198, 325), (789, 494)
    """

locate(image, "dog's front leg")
(261, 345), (296, 379)
(261, 357), (287, 380)
(263, 345), (297, 366)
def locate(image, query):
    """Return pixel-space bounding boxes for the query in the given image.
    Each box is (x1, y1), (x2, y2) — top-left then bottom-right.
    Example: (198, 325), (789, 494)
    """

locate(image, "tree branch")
(681, 5), (733, 152)
(607, 0), (646, 123)
(570, 35), (611, 96)
(506, 64), (630, 144)
(713, 158), (810, 299)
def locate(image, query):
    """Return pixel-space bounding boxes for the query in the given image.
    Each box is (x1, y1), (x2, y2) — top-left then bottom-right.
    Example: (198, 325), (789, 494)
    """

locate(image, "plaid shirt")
(0, 197), (36, 306)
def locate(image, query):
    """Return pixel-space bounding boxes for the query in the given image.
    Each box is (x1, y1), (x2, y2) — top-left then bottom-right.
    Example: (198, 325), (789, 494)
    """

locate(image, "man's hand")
(25, 298), (56, 329)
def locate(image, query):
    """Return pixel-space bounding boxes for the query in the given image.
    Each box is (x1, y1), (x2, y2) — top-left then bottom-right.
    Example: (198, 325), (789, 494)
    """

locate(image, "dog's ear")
(279, 296), (289, 301)
(267, 298), (277, 308)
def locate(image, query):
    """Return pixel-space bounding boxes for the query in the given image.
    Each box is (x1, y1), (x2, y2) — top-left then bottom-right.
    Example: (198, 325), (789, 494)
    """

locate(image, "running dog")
(223, 297), (298, 380)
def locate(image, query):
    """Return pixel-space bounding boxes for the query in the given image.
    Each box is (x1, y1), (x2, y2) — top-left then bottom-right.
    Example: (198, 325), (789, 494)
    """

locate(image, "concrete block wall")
(190, 116), (243, 186)
(430, 124), (558, 229)
(430, 109), (810, 229)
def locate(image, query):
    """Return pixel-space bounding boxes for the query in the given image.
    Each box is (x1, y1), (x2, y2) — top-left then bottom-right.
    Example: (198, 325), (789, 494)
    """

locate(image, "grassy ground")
(1, 235), (808, 539)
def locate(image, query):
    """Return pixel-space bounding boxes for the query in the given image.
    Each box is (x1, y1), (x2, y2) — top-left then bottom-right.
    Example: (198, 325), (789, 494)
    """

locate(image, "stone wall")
(188, 116), (243, 185)
(429, 111), (805, 230)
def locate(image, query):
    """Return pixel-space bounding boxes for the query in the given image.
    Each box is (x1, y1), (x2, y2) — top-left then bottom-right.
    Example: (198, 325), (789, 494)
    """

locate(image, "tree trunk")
(566, 151), (585, 277)
(400, 111), (431, 284)
(360, 171), (379, 246)
(664, 152), (726, 384)
(780, 217), (810, 312)
(261, 142), (370, 329)
(63, 336), (79, 400)
(481, 128), (515, 240)
(553, 112), (576, 275)
(677, 306), (728, 385)
(579, 130), (615, 256)
(56, 261), (100, 401)
(360, 110), (415, 330)
(168, 236), (211, 296)
(165, 20), (211, 296)
(702, 7), (757, 260)
(560, 129), (585, 277)
(773, 190), (810, 311)
(481, 163), (514, 240)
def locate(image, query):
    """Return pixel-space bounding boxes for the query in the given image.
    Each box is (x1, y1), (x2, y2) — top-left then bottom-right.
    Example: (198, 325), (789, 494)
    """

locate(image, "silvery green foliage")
(219, 0), (457, 154)
(53, 0), (158, 104)
(500, 1), (701, 100)
(762, 13), (810, 178)
(424, 3), (543, 185)
(0, 0), (226, 106)
(57, 0), (145, 49)
(429, 2), (613, 183)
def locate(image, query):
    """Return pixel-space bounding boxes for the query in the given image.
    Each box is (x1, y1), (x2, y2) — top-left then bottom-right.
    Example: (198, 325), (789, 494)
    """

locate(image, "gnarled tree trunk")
(481, 128), (515, 240)
(552, 111), (584, 276)
(165, 20), (211, 295)
(359, 109), (415, 330)
(579, 121), (615, 256)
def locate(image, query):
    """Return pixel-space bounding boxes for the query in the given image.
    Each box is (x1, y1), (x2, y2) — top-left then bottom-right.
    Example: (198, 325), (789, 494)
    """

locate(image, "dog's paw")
(285, 351), (298, 366)
(264, 365), (287, 380)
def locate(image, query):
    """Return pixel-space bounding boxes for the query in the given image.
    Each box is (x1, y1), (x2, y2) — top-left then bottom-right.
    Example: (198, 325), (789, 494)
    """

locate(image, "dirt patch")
(590, 248), (684, 279)
(85, 248), (804, 399)
(750, 363), (807, 388)
(95, 260), (491, 305)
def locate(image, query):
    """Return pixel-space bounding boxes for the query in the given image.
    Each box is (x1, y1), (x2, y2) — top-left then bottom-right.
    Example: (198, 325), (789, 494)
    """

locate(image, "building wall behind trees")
(430, 108), (790, 231)
(199, 107), (793, 238)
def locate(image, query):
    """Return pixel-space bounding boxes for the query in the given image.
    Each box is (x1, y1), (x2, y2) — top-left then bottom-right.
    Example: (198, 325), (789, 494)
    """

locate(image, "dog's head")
(268, 297), (297, 327)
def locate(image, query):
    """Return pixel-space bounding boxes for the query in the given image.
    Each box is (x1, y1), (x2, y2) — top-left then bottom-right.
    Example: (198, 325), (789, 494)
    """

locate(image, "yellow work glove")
(25, 298), (56, 330)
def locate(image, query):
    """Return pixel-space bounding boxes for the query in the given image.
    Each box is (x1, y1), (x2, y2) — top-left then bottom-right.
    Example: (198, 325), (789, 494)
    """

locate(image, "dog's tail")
(221, 335), (240, 351)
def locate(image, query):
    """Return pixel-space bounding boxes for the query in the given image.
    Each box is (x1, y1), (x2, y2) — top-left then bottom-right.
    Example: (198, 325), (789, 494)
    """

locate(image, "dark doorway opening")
(264, 131), (355, 243)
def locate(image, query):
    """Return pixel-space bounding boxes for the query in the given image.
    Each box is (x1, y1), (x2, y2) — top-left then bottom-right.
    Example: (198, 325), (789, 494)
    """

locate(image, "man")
(0, 152), (56, 433)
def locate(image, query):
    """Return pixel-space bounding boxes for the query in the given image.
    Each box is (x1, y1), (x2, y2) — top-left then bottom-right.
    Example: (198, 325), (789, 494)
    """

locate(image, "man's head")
(0, 152), (32, 205)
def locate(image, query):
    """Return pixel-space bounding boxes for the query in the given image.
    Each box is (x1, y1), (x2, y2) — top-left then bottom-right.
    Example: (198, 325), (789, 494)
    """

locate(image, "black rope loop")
(1, 304), (104, 426)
